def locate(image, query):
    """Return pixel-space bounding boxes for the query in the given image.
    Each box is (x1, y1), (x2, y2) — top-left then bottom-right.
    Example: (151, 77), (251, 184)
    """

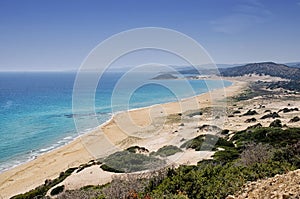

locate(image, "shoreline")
(0, 79), (231, 174)
(0, 79), (232, 174)
(0, 78), (247, 199)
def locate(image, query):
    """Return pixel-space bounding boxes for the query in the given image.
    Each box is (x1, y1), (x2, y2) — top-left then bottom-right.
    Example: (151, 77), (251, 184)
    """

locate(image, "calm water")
(0, 72), (231, 172)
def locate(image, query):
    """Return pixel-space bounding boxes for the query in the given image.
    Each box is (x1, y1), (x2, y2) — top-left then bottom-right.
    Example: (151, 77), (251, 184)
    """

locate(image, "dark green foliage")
(76, 160), (101, 173)
(150, 145), (182, 157)
(180, 135), (204, 150)
(231, 127), (300, 148)
(50, 185), (65, 196)
(100, 164), (124, 173)
(11, 167), (77, 199)
(101, 151), (165, 173)
(126, 146), (149, 153)
(278, 107), (299, 113)
(221, 129), (230, 135)
(246, 123), (262, 129)
(272, 141), (300, 168)
(216, 137), (235, 148)
(269, 119), (282, 127)
(212, 148), (240, 163)
(260, 112), (280, 119)
(267, 80), (300, 92)
(181, 134), (235, 151)
(243, 110), (258, 116)
(150, 161), (293, 199)
(245, 117), (257, 123)
(289, 116), (300, 123)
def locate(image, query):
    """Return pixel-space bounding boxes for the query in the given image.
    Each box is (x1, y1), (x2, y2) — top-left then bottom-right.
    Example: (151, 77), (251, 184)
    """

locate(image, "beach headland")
(0, 78), (246, 199)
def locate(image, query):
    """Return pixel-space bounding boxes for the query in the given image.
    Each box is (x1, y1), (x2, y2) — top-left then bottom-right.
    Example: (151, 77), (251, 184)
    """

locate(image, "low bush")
(245, 117), (257, 123)
(260, 112), (280, 119)
(242, 110), (258, 116)
(100, 164), (124, 173)
(289, 116), (300, 123)
(50, 185), (65, 196)
(101, 151), (165, 173)
(150, 145), (182, 157)
(126, 146), (149, 153)
(212, 148), (240, 163)
(221, 129), (230, 135)
(233, 110), (241, 114)
(231, 127), (300, 148)
(149, 160), (294, 199)
(181, 134), (234, 151)
(269, 119), (282, 127)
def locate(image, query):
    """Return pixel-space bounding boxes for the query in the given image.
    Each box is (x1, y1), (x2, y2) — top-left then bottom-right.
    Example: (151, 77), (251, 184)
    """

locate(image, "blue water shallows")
(0, 72), (231, 172)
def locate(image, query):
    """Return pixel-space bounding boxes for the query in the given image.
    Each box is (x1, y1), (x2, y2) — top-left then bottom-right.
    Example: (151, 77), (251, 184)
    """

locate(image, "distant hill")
(175, 64), (240, 75)
(151, 73), (178, 80)
(220, 62), (300, 80)
(285, 62), (300, 68)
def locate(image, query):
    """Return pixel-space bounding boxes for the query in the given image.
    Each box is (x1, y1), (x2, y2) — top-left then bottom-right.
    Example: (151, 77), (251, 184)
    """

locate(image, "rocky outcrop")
(227, 169), (300, 199)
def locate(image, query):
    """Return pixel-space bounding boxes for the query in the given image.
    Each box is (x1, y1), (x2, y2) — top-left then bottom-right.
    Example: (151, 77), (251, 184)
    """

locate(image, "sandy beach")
(1, 75), (300, 199)
(0, 78), (247, 199)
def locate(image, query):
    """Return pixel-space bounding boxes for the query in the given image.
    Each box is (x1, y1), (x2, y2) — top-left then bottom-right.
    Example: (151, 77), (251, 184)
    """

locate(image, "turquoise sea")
(0, 72), (231, 172)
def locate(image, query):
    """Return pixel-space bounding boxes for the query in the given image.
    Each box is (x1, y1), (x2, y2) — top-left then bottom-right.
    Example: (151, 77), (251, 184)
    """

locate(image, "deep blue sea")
(0, 72), (231, 172)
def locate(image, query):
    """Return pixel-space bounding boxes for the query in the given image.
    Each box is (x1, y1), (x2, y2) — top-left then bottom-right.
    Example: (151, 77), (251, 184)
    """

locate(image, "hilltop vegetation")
(220, 62), (300, 80)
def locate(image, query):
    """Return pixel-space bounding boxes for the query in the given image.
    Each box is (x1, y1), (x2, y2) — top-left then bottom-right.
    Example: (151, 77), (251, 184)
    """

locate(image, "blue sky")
(0, 0), (300, 71)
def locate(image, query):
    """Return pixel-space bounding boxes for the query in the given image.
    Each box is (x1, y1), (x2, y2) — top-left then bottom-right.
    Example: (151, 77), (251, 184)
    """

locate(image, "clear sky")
(0, 0), (300, 71)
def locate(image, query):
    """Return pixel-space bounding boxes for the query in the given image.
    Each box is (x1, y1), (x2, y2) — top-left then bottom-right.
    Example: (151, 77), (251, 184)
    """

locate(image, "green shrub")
(212, 148), (240, 163)
(221, 129), (230, 135)
(269, 119), (282, 127)
(50, 185), (65, 196)
(126, 146), (149, 153)
(260, 112), (280, 119)
(151, 145), (182, 157)
(102, 151), (165, 173)
(231, 127), (300, 148)
(242, 109), (258, 116)
(100, 164), (124, 173)
(150, 160), (294, 199)
(289, 116), (300, 123)
(181, 134), (234, 151)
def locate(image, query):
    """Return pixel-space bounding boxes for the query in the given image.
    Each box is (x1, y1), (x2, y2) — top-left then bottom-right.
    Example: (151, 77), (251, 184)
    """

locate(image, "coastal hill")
(220, 62), (300, 80)
(151, 73), (178, 80)
(286, 62), (300, 68)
